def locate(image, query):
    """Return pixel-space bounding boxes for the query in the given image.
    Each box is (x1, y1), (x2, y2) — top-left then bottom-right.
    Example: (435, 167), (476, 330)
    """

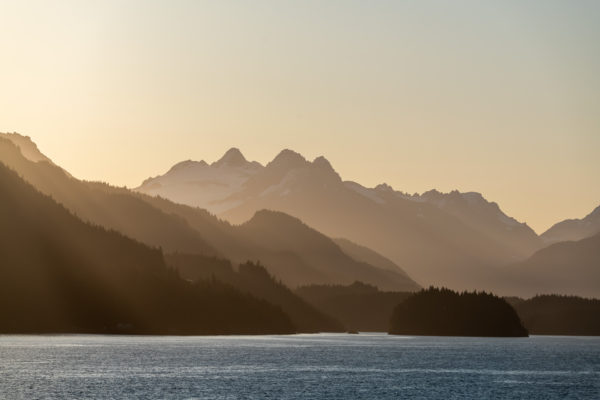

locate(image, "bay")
(1, 333), (598, 399)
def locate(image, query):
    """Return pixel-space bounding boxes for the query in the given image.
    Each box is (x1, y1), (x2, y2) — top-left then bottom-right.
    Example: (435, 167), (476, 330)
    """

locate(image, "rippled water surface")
(0, 334), (599, 399)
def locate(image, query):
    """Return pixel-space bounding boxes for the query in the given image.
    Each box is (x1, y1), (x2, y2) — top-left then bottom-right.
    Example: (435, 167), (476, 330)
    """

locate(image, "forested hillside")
(0, 162), (294, 334)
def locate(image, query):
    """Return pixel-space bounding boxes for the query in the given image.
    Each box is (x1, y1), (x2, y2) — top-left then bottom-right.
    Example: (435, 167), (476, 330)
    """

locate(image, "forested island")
(389, 287), (528, 337)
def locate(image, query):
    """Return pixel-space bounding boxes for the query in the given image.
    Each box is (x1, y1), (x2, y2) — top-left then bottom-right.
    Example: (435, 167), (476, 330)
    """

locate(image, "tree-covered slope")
(0, 137), (218, 256)
(1, 135), (419, 292)
(165, 253), (345, 333)
(0, 162), (294, 334)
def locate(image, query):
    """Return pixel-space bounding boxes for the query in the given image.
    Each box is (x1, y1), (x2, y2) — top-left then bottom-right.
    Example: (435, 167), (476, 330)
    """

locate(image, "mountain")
(164, 253), (345, 332)
(1, 134), (416, 292)
(234, 210), (420, 290)
(138, 147), (262, 214)
(0, 136), (218, 257)
(138, 148), (539, 290)
(504, 233), (600, 298)
(0, 161), (294, 334)
(333, 238), (417, 277)
(541, 205), (600, 245)
(407, 189), (541, 257)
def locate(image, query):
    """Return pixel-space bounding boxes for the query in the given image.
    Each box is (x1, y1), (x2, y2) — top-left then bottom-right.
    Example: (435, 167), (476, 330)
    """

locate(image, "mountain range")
(2, 133), (599, 298)
(0, 134), (417, 292)
(138, 147), (598, 294)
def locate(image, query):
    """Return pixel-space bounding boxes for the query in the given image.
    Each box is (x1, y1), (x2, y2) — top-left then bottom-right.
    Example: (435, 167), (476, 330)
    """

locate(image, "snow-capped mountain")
(137, 148), (544, 290)
(136, 148), (263, 214)
(358, 187), (541, 258)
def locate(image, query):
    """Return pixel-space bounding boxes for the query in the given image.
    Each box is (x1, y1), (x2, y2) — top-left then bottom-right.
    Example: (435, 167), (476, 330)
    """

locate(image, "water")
(0, 334), (598, 399)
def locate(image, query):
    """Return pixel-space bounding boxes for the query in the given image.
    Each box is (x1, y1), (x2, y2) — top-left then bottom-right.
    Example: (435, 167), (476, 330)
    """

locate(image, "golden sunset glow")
(1, 1), (598, 233)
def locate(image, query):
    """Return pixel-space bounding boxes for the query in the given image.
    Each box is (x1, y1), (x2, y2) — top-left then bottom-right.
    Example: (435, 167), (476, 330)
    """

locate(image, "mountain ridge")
(135, 147), (548, 290)
(1, 134), (416, 292)
(541, 205), (600, 245)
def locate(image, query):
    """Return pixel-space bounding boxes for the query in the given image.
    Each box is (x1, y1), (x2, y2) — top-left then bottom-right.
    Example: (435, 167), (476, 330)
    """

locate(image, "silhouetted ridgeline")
(0, 136), (219, 256)
(508, 295), (600, 336)
(389, 288), (528, 337)
(0, 135), (418, 293)
(296, 282), (411, 332)
(165, 253), (345, 333)
(505, 233), (600, 298)
(0, 162), (294, 334)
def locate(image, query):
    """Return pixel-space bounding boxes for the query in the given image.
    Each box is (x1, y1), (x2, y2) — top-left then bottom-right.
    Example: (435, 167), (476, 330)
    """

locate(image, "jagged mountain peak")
(311, 156), (342, 181)
(422, 189), (441, 196)
(167, 159), (208, 173)
(312, 155), (330, 167)
(420, 189), (489, 207)
(375, 183), (394, 192)
(212, 147), (249, 167)
(268, 149), (308, 170)
(461, 191), (486, 204)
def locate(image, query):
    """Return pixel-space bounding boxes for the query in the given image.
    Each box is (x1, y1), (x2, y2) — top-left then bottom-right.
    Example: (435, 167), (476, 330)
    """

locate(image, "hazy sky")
(1, 1), (598, 233)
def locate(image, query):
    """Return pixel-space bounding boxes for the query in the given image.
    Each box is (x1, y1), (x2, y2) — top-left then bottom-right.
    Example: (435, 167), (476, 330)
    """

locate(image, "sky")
(1, 0), (598, 233)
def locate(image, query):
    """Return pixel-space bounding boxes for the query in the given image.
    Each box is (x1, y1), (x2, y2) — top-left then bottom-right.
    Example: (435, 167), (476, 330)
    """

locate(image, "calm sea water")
(0, 333), (598, 399)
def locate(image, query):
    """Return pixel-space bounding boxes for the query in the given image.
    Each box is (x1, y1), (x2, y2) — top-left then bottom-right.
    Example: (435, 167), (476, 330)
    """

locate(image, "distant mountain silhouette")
(235, 210), (420, 290)
(297, 282), (412, 332)
(165, 253), (345, 332)
(389, 287), (528, 337)
(1, 134), (414, 291)
(411, 189), (541, 258)
(504, 233), (600, 298)
(138, 147), (262, 214)
(541, 205), (600, 245)
(334, 238), (419, 281)
(0, 162), (294, 334)
(138, 148), (540, 290)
